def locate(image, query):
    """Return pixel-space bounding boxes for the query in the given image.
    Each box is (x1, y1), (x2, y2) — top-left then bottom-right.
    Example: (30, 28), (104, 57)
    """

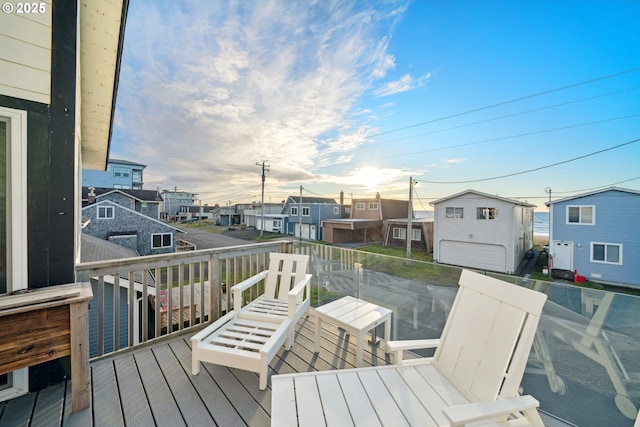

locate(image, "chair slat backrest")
(264, 253), (309, 300)
(432, 269), (547, 403)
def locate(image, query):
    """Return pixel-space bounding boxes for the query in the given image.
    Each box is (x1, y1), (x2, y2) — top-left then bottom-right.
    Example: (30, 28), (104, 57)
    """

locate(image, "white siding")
(440, 241), (507, 273)
(0, 4), (52, 103)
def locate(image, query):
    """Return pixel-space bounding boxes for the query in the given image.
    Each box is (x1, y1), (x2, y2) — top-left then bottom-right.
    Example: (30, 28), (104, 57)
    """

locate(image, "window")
(345, 207), (351, 214)
(392, 228), (421, 241)
(355, 202), (365, 210)
(273, 220), (282, 228)
(567, 205), (594, 225)
(445, 207), (463, 218)
(333, 207), (339, 215)
(368, 202), (378, 210)
(97, 206), (114, 219)
(152, 233), (172, 248)
(477, 207), (498, 220)
(290, 206), (298, 216)
(113, 166), (130, 177)
(132, 169), (142, 183)
(591, 243), (622, 265)
(302, 207), (310, 216)
(113, 184), (130, 189)
(141, 202), (148, 213)
(393, 227), (406, 239)
(1, 107), (29, 401)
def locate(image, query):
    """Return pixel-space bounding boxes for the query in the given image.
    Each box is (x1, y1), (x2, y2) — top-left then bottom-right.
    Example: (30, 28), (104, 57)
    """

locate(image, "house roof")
(286, 196), (338, 204)
(83, 187), (163, 202)
(385, 217), (434, 224)
(83, 200), (185, 233)
(108, 158), (147, 168)
(545, 186), (640, 206)
(431, 189), (535, 208)
(321, 218), (382, 229)
(80, 233), (139, 262)
(80, 0), (130, 170)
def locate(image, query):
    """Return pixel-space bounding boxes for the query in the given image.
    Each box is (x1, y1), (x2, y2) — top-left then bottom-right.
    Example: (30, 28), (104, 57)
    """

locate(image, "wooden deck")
(0, 313), (392, 427)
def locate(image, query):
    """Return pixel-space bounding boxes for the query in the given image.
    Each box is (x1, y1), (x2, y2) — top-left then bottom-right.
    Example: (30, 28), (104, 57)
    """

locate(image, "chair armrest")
(387, 339), (440, 366)
(287, 274), (312, 318)
(443, 395), (540, 426)
(287, 274), (312, 298)
(231, 270), (269, 310)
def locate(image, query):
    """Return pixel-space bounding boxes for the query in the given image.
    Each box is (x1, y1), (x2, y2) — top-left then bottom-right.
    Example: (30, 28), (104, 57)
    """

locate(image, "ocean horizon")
(414, 210), (549, 237)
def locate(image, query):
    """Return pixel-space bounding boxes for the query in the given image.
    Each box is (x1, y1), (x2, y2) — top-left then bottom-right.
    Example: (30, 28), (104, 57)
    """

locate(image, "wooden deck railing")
(75, 240), (292, 358)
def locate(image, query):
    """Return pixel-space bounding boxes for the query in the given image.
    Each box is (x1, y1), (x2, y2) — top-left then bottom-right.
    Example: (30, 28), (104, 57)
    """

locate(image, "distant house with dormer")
(432, 190), (535, 274)
(322, 195), (409, 244)
(82, 186), (163, 220)
(283, 196), (343, 240)
(82, 200), (183, 256)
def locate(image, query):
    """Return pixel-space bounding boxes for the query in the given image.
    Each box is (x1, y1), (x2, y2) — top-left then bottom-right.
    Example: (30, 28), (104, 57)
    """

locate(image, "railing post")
(113, 274), (120, 352)
(97, 276), (104, 357)
(210, 254), (220, 322)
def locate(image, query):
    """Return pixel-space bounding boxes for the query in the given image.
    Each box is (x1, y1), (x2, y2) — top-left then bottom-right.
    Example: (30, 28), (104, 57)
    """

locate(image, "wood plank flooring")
(0, 313), (391, 427)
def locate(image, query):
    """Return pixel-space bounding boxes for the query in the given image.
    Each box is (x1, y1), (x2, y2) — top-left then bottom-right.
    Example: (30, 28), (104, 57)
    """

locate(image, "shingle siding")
(83, 201), (177, 256)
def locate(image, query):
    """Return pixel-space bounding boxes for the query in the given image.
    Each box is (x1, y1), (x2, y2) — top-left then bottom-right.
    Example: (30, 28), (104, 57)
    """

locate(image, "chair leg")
(192, 354), (200, 375)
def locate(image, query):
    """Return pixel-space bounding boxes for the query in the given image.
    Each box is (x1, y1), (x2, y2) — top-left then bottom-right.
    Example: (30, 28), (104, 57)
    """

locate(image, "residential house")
(82, 158), (145, 189)
(382, 217), (434, 252)
(178, 205), (218, 222)
(546, 187), (640, 288)
(0, 0), (128, 401)
(83, 200), (183, 256)
(162, 189), (198, 219)
(284, 196), (342, 240)
(432, 190), (535, 274)
(82, 186), (163, 220)
(322, 195), (409, 244)
(244, 202), (286, 232)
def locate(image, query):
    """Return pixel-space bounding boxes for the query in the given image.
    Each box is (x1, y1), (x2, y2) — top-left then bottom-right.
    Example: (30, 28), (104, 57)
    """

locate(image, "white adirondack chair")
(192, 252), (311, 390)
(232, 252), (312, 346)
(271, 269), (548, 426)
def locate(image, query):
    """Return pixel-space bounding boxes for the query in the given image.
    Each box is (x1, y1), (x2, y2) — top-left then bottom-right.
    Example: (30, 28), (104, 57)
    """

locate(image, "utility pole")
(299, 185), (303, 243)
(545, 187), (552, 246)
(256, 161), (270, 237)
(406, 177), (416, 264)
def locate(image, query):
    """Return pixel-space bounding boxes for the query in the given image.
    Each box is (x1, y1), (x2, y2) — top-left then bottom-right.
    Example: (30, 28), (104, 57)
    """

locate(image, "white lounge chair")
(271, 269), (548, 426)
(192, 252), (311, 390)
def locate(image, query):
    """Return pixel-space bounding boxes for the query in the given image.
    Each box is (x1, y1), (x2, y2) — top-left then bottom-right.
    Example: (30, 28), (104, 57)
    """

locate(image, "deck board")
(91, 359), (124, 427)
(113, 355), (155, 426)
(0, 314), (399, 427)
(30, 381), (65, 427)
(134, 347), (186, 426)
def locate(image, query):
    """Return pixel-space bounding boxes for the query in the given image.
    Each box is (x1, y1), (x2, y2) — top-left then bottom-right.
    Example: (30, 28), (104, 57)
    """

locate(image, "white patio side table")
(313, 295), (392, 367)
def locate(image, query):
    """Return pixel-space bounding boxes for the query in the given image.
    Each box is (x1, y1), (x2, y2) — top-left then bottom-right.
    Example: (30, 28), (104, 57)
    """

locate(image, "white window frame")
(273, 219), (282, 228)
(0, 107), (29, 402)
(477, 207), (498, 220)
(590, 242), (622, 265)
(368, 202), (378, 210)
(333, 207), (339, 215)
(301, 207), (310, 216)
(411, 228), (421, 241)
(345, 207), (351, 214)
(151, 233), (173, 249)
(393, 227), (406, 239)
(290, 206), (298, 216)
(97, 205), (114, 219)
(113, 166), (130, 177)
(355, 202), (365, 210)
(566, 205), (595, 225)
(445, 207), (463, 218)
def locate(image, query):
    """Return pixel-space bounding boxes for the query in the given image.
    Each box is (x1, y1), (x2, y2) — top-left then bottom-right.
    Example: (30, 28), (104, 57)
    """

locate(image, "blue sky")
(111, 0), (640, 209)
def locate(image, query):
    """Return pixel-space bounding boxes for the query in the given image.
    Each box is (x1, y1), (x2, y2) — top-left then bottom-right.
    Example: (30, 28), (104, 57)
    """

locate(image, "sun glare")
(352, 167), (385, 188)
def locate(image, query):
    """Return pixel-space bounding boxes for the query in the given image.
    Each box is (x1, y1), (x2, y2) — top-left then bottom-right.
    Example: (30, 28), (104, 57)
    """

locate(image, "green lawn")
(355, 243), (433, 262)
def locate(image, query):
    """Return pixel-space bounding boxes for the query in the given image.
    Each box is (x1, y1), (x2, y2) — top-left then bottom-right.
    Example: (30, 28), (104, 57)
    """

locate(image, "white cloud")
(112, 1), (410, 201)
(373, 71), (432, 98)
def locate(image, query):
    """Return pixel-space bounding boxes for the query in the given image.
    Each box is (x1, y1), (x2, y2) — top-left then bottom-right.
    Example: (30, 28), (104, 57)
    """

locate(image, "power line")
(368, 113), (640, 163)
(371, 67), (640, 138)
(369, 86), (640, 148)
(416, 138), (640, 184)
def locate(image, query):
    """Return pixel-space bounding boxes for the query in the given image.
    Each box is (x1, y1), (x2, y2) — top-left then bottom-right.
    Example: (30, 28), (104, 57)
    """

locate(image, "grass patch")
(356, 244), (433, 262)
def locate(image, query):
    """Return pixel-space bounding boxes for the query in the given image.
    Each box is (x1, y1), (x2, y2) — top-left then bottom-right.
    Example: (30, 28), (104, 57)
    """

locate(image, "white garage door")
(439, 240), (506, 273)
